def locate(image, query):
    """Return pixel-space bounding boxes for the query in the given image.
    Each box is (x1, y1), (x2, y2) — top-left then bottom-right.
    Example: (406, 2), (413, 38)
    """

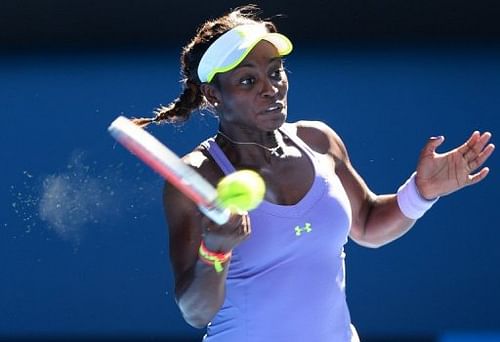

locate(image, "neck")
(217, 129), (285, 159)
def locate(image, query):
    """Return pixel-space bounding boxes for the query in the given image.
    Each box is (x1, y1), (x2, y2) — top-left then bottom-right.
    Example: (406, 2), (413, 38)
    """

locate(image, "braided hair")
(133, 5), (279, 127)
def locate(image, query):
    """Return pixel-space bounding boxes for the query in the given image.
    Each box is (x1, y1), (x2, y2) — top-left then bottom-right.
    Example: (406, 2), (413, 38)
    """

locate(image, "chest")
(258, 146), (336, 205)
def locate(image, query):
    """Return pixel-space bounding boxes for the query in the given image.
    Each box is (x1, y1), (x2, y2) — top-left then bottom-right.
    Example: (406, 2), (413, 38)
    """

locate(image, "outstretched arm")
(352, 131), (494, 247)
(299, 122), (495, 248)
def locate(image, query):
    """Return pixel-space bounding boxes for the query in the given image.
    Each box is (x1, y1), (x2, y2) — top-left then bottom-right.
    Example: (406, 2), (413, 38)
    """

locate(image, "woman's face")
(214, 40), (289, 132)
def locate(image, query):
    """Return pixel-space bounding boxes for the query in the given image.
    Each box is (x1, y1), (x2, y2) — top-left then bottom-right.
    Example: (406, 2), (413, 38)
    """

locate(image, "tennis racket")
(108, 116), (230, 225)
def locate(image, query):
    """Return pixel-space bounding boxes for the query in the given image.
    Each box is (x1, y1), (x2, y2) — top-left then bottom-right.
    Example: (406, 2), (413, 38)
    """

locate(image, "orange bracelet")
(198, 241), (232, 273)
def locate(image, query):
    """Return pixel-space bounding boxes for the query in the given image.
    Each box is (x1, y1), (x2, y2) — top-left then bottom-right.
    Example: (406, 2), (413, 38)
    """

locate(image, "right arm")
(163, 151), (250, 328)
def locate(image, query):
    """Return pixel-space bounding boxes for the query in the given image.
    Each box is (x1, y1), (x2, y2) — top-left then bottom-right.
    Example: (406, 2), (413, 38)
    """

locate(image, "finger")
(241, 214), (251, 236)
(228, 213), (244, 231)
(467, 167), (490, 186)
(467, 143), (495, 171)
(222, 213), (250, 236)
(463, 131), (492, 161)
(423, 136), (445, 155)
(477, 131), (492, 150)
(457, 131), (480, 156)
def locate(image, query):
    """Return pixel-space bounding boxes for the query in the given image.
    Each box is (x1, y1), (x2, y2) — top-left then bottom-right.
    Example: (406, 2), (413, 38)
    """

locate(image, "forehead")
(237, 40), (282, 66)
(214, 41), (283, 85)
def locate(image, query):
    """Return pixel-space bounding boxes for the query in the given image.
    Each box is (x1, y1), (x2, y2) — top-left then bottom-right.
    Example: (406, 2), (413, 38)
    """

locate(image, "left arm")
(298, 122), (495, 248)
(334, 146), (414, 248)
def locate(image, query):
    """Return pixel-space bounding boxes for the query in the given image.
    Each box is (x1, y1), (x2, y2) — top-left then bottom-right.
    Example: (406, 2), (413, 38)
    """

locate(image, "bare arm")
(296, 121), (494, 248)
(335, 155), (415, 248)
(328, 134), (415, 248)
(164, 151), (250, 328)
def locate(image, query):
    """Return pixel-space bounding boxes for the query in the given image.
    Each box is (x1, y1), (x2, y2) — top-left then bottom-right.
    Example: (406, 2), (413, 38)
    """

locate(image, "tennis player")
(135, 5), (495, 341)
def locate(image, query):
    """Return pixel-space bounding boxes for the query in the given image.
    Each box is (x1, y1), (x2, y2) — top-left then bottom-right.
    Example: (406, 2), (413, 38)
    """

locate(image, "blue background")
(1, 17), (499, 342)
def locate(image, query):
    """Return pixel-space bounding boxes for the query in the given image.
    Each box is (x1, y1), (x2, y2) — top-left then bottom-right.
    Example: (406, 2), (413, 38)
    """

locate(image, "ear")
(200, 83), (222, 108)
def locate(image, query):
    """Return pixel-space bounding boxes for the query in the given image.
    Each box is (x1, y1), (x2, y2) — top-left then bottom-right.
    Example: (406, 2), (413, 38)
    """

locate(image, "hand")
(415, 131), (495, 199)
(201, 213), (251, 253)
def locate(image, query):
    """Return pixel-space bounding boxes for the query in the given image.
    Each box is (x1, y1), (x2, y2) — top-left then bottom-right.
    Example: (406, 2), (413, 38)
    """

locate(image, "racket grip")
(199, 205), (231, 225)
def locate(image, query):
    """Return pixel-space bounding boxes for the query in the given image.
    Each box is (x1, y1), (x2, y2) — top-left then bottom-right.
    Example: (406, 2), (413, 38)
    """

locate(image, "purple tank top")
(201, 123), (358, 342)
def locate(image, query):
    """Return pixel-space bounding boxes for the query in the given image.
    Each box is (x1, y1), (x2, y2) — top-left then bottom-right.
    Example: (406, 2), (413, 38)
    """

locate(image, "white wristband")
(397, 172), (439, 220)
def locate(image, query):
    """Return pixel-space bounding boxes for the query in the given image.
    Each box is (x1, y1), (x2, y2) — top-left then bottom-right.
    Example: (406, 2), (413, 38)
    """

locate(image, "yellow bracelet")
(198, 241), (232, 273)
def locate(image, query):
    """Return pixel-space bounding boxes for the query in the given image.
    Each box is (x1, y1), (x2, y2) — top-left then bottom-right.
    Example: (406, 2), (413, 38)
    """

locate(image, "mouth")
(263, 103), (284, 113)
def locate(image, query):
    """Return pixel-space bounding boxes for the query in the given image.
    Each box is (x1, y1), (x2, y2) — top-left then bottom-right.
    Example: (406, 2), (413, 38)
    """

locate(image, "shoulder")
(162, 143), (224, 223)
(180, 145), (225, 187)
(285, 120), (349, 162)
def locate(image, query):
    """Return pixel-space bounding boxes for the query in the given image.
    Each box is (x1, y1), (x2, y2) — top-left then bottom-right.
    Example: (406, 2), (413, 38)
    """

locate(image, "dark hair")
(133, 5), (279, 127)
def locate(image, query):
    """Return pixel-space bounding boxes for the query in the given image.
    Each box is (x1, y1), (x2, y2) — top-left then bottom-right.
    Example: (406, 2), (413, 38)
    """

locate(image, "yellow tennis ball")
(216, 170), (266, 213)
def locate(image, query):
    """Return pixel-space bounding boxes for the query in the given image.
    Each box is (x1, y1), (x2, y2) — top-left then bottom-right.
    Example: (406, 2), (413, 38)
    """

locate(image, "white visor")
(197, 23), (293, 83)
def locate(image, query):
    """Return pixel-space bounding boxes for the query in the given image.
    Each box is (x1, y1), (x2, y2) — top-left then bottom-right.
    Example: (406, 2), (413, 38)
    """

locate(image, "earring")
(213, 102), (218, 107)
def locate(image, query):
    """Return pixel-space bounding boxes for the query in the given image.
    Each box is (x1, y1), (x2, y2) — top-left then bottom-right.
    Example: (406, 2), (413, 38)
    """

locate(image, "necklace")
(217, 130), (282, 157)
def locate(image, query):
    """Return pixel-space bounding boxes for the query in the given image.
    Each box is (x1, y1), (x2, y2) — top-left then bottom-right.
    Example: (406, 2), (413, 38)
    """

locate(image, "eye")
(239, 77), (255, 86)
(270, 68), (284, 80)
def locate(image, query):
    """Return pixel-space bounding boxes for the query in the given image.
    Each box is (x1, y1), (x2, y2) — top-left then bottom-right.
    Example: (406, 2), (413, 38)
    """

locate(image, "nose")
(261, 78), (279, 98)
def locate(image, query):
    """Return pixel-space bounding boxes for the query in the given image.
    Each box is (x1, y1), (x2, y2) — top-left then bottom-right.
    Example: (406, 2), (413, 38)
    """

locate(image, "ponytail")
(132, 79), (204, 128)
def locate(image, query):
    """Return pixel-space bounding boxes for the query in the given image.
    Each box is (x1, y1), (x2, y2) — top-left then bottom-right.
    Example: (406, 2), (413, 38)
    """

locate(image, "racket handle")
(199, 205), (231, 225)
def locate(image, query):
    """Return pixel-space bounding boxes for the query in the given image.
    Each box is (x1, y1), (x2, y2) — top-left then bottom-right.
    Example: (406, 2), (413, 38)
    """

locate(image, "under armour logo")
(294, 223), (312, 236)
